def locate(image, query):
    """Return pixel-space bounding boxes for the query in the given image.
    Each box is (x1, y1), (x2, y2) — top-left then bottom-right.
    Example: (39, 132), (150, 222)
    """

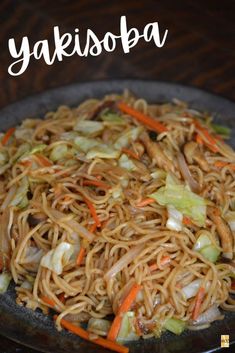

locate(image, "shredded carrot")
(118, 102), (168, 134)
(83, 179), (110, 189)
(192, 287), (205, 320)
(193, 120), (217, 145)
(76, 247), (86, 266)
(136, 198), (155, 207)
(83, 197), (101, 228)
(88, 223), (97, 233)
(183, 216), (193, 226)
(107, 315), (123, 341)
(58, 293), (66, 304)
(108, 283), (141, 341)
(196, 133), (203, 145)
(149, 255), (171, 272)
(1, 127), (15, 145)
(196, 133), (218, 153)
(41, 296), (56, 307)
(35, 154), (53, 167)
(214, 161), (235, 171)
(54, 316), (128, 353)
(122, 147), (140, 160)
(19, 160), (32, 167)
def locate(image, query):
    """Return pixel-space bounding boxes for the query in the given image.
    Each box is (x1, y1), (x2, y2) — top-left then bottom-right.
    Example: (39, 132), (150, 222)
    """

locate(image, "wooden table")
(0, 0), (234, 352)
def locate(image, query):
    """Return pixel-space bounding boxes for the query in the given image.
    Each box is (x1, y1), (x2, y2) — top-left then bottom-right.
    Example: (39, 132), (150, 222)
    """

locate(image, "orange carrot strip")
(117, 283), (141, 314)
(19, 160), (32, 167)
(214, 161), (235, 171)
(41, 296), (56, 307)
(136, 198), (155, 207)
(196, 133), (203, 145)
(107, 283), (141, 341)
(1, 127), (15, 145)
(88, 223), (97, 233)
(107, 315), (123, 342)
(83, 179), (110, 189)
(83, 197), (101, 228)
(54, 316), (128, 353)
(193, 120), (217, 146)
(122, 148), (140, 160)
(35, 154), (53, 167)
(196, 134), (218, 153)
(118, 102), (168, 134)
(149, 255), (171, 272)
(76, 247), (86, 266)
(192, 287), (205, 320)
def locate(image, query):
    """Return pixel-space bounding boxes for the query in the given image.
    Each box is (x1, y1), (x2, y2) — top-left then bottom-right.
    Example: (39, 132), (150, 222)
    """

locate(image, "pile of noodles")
(0, 90), (235, 345)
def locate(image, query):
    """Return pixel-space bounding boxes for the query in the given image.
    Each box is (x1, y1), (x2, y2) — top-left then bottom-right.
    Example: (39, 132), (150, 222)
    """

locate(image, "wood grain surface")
(0, 0), (235, 352)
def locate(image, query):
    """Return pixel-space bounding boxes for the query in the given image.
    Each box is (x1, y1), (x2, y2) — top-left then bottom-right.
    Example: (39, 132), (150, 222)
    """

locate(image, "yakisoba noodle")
(0, 90), (235, 352)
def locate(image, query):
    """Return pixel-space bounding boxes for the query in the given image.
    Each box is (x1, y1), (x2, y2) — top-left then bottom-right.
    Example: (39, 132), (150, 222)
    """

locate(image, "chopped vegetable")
(83, 197), (101, 228)
(10, 176), (29, 208)
(88, 318), (111, 336)
(0, 150), (8, 166)
(83, 179), (110, 190)
(101, 113), (125, 125)
(30, 144), (47, 155)
(35, 154), (53, 167)
(214, 161), (235, 171)
(74, 136), (100, 152)
(192, 287), (205, 320)
(121, 148), (139, 160)
(74, 120), (104, 135)
(117, 312), (139, 342)
(194, 120), (218, 147)
(193, 233), (212, 251)
(150, 174), (207, 226)
(118, 102), (168, 134)
(40, 242), (74, 275)
(50, 144), (68, 162)
(163, 317), (186, 335)
(76, 247), (86, 266)
(191, 304), (222, 325)
(211, 123), (231, 138)
(150, 169), (166, 180)
(118, 154), (136, 171)
(136, 198), (155, 207)
(166, 205), (183, 231)
(199, 245), (220, 263)
(55, 316), (129, 353)
(1, 127), (15, 146)
(41, 296), (56, 307)
(114, 127), (142, 150)
(108, 283), (141, 341)
(182, 279), (208, 300)
(0, 272), (12, 293)
(86, 146), (120, 160)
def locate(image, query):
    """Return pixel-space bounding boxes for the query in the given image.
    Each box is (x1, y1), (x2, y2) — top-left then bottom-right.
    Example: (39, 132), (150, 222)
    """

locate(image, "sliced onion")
(104, 244), (145, 281)
(182, 279), (210, 299)
(49, 209), (94, 242)
(189, 304), (223, 326)
(187, 323), (211, 331)
(177, 152), (200, 193)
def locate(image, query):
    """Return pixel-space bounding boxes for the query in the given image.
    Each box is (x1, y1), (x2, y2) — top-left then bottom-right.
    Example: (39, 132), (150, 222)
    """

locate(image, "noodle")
(0, 91), (234, 350)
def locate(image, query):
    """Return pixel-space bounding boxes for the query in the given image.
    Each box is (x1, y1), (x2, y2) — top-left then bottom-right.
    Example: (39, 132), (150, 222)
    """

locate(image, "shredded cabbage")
(101, 113), (125, 125)
(50, 144), (68, 162)
(114, 127), (142, 150)
(74, 136), (101, 153)
(88, 318), (111, 336)
(182, 279), (210, 299)
(0, 150), (8, 166)
(74, 120), (104, 135)
(86, 146), (120, 159)
(150, 174), (207, 226)
(163, 317), (186, 335)
(0, 272), (12, 293)
(118, 154), (136, 171)
(200, 245), (220, 263)
(117, 312), (139, 342)
(166, 205), (183, 231)
(9, 176), (29, 208)
(40, 242), (74, 274)
(193, 233), (212, 251)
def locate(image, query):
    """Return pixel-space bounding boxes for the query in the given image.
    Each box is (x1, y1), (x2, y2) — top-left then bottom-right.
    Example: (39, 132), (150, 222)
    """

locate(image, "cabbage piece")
(87, 318), (111, 336)
(117, 312), (139, 342)
(211, 123), (231, 138)
(61, 131), (79, 141)
(182, 279), (210, 299)
(9, 176), (29, 208)
(118, 154), (136, 171)
(86, 145), (120, 159)
(163, 318), (186, 335)
(166, 205), (183, 231)
(114, 127), (142, 150)
(22, 247), (44, 264)
(30, 144), (47, 154)
(150, 169), (166, 180)
(193, 233), (211, 251)
(74, 120), (104, 135)
(101, 113), (125, 125)
(15, 127), (34, 141)
(74, 136), (101, 153)
(11, 143), (31, 163)
(50, 144), (68, 162)
(0, 272), (12, 293)
(40, 242), (74, 275)
(150, 173), (207, 226)
(199, 245), (220, 263)
(0, 150), (9, 166)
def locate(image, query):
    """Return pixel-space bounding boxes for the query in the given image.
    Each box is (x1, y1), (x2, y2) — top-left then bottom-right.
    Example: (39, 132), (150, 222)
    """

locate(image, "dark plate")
(0, 80), (234, 353)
